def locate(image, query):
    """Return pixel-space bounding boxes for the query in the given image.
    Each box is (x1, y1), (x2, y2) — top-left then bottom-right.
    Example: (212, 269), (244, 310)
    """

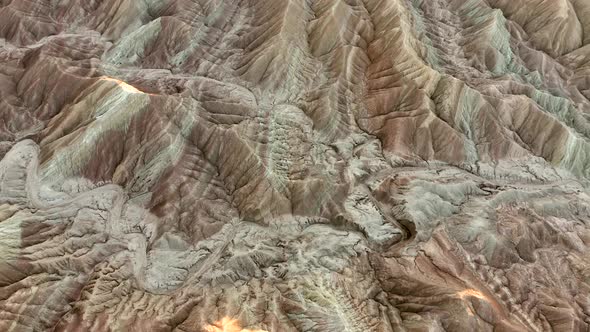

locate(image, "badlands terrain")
(1, 0), (590, 331)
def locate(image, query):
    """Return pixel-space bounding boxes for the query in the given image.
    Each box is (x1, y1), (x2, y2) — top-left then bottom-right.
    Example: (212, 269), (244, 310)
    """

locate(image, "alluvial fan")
(1, 0), (590, 331)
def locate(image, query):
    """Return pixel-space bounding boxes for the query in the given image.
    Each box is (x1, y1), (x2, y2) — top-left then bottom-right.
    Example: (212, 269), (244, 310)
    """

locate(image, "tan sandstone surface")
(1, 0), (590, 331)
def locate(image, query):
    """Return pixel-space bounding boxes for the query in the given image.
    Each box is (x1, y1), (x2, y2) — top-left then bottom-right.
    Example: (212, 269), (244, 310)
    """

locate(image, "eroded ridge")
(1, 0), (590, 331)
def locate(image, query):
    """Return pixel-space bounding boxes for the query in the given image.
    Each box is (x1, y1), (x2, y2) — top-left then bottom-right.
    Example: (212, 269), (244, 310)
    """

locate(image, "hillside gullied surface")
(1, 0), (590, 331)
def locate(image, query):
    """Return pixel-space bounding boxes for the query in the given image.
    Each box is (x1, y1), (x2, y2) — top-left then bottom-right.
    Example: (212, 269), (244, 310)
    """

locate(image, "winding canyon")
(1, 0), (590, 331)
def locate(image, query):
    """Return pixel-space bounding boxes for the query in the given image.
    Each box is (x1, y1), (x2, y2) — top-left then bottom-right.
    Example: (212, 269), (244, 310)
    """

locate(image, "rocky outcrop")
(1, 0), (590, 331)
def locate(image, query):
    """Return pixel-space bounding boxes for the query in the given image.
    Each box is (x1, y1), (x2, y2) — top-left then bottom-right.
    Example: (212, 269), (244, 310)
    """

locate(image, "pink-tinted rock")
(1, 0), (590, 331)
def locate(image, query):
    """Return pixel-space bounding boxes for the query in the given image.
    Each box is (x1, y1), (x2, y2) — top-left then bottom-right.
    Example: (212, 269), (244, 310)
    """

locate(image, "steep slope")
(1, 0), (590, 331)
